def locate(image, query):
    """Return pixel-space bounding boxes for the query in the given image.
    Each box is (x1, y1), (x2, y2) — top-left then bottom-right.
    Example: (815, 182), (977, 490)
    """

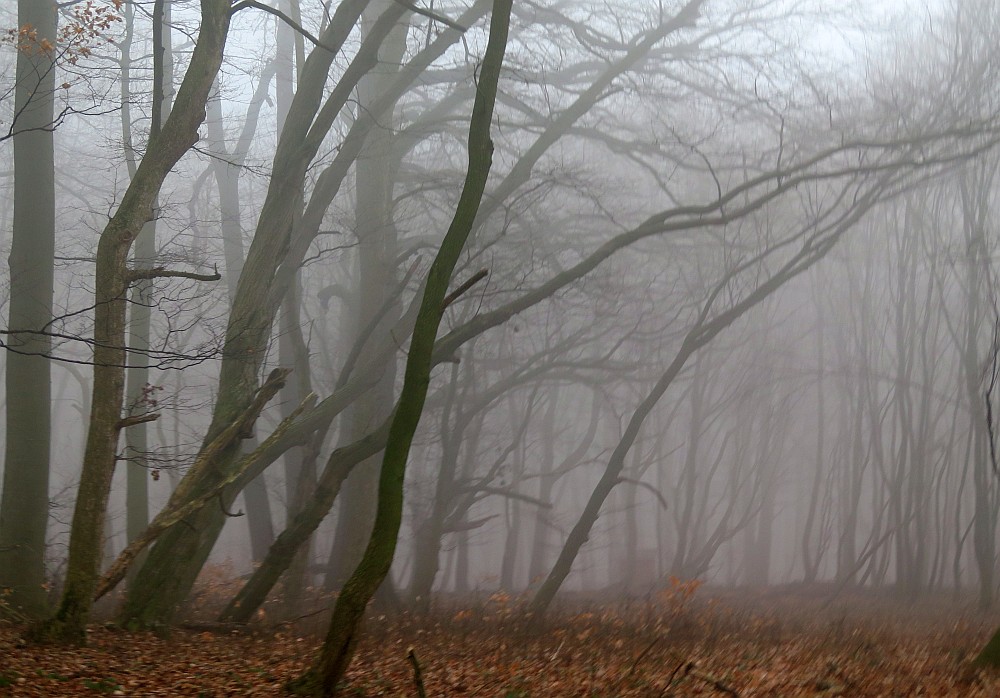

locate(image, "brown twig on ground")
(407, 647), (428, 698)
(662, 653), (739, 697)
(620, 636), (661, 683)
(687, 664), (740, 696)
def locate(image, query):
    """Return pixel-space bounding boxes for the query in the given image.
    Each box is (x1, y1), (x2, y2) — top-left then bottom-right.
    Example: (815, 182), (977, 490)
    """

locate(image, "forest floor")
(3, 578), (1000, 696)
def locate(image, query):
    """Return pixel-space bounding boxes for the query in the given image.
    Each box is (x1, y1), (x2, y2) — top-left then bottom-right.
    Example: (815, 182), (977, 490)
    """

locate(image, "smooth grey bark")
(527, 388), (560, 587)
(274, 0), (316, 615)
(959, 168), (996, 610)
(279, 278), (318, 617)
(409, 362), (460, 606)
(528, 388), (600, 585)
(326, 0), (409, 591)
(124, 0), (173, 585)
(0, 0), (57, 619)
(801, 316), (825, 584)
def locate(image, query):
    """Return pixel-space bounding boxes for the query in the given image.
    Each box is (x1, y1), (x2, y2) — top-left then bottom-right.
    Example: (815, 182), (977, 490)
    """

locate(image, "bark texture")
(0, 0), (57, 619)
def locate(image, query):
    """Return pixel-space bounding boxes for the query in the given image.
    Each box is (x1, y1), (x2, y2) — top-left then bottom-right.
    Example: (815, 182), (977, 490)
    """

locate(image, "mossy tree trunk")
(288, 1), (512, 692)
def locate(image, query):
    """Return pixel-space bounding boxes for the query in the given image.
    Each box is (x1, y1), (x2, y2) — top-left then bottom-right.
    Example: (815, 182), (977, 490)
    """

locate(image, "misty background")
(3, 0), (1000, 631)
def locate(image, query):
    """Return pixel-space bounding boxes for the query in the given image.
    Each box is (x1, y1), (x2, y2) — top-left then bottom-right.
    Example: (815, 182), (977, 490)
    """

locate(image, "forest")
(4, 0), (1000, 695)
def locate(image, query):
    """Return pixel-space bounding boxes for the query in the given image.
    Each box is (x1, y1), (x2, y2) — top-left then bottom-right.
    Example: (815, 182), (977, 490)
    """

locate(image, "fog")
(4, 0), (1000, 685)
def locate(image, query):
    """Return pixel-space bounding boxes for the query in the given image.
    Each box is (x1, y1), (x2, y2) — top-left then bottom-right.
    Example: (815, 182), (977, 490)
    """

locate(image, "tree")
(289, 0), (513, 691)
(0, 0), (57, 619)
(119, 0), (486, 629)
(33, 0), (232, 644)
(122, 0), (172, 587)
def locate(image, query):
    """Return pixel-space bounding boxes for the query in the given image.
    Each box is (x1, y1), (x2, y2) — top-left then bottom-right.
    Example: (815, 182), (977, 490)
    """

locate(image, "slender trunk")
(408, 363), (460, 609)
(124, 0), (173, 586)
(121, 0), (375, 628)
(326, 2), (408, 589)
(205, 62), (278, 563)
(802, 319), (825, 583)
(288, 4), (511, 689)
(528, 388), (560, 584)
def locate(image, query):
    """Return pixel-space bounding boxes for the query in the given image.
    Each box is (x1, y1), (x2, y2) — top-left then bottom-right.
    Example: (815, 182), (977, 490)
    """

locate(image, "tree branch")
(442, 268), (488, 309)
(229, 0), (345, 53)
(617, 476), (669, 510)
(392, 0), (467, 31)
(94, 384), (314, 600)
(126, 266), (222, 283)
(115, 413), (160, 430)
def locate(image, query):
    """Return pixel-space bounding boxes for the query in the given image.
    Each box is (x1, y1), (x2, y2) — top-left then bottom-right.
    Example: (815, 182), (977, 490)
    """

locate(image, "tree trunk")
(0, 0), (57, 619)
(408, 363), (460, 608)
(119, 0), (375, 628)
(288, 3), (511, 690)
(34, 0), (233, 644)
(326, 1), (408, 590)
(205, 60), (278, 564)
(124, 0), (173, 587)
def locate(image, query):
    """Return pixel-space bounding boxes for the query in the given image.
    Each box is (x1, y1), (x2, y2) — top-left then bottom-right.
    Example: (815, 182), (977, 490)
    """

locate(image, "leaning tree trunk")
(205, 61), (278, 563)
(288, 2), (512, 691)
(0, 0), (57, 620)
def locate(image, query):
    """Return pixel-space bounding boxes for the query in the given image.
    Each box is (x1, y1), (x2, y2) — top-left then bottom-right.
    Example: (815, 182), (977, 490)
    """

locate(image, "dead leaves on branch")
(4, 2), (122, 63)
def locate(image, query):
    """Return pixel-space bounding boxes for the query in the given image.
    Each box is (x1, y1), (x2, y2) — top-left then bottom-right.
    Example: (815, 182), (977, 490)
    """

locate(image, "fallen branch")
(687, 664), (739, 696)
(663, 654), (739, 697)
(623, 637), (660, 681)
(94, 375), (313, 600)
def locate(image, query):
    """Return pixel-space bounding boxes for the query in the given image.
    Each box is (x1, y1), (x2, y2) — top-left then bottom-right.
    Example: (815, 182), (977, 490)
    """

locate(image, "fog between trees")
(5, 0), (1000, 687)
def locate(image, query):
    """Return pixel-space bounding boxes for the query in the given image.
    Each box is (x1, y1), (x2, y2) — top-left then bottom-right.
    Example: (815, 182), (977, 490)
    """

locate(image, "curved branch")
(229, 0), (340, 53)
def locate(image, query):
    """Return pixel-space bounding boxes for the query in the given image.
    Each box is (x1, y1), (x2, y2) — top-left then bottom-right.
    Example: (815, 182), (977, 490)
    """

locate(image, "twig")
(217, 492), (244, 518)
(229, 0), (341, 53)
(687, 665), (739, 696)
(270, 606), (330, 629)
(115, 412), (160, 430)
(623, 636), (661, 680)
(407, 647), (428, 698)
(442, 268), (488, 309)
(617, 476), (670, 510)
(661, 654), (739, 697)
(392, 0), (467, 31)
